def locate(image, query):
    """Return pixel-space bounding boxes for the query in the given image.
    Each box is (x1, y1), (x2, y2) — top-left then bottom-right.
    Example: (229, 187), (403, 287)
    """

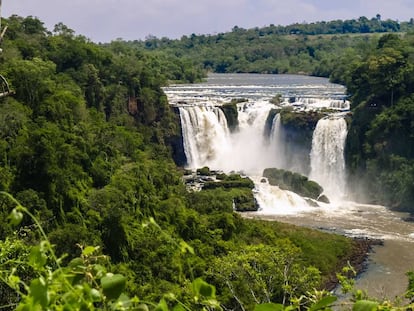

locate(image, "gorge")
(165, 73), (414, 299)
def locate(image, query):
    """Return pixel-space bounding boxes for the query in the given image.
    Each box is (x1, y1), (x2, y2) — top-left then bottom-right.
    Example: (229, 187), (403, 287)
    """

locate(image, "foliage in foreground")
(1, 197), (414, 311)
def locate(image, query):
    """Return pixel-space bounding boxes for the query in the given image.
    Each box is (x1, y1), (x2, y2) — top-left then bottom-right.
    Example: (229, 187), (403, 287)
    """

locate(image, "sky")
(2, 0), (414, 43)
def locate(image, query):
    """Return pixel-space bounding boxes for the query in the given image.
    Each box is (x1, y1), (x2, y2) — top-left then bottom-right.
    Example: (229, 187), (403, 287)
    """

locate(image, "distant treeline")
(121, 16), (414, 76)
(247, 15), (412, 36)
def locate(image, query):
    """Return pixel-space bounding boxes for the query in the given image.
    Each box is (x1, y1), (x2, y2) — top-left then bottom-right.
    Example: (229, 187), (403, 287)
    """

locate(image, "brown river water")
(244, 200), (414, 301)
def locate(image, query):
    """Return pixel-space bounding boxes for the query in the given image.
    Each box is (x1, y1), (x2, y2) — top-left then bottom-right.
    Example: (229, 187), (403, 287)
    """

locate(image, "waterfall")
(269, 113), (286, 169)
(309, 117), (348, 201)
(179, 106), (230, 169)
(179, 102), (278, 174)
(172, 74), (352, 215)
(253, 177), (313, 215)
(180, 105), (349, 202)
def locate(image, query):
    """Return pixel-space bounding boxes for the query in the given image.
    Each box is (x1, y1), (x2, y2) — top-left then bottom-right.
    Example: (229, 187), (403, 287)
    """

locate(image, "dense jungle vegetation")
(0, 15), (358, 311)
(334, 33), (414, 212)
(129, 15), (414, 76)
(0, 14), (413, 310)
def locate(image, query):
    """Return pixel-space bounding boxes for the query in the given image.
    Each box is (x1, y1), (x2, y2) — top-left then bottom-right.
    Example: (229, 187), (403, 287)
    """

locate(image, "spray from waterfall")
(309, 117), (348, 201)
(179, 106), (230, 169)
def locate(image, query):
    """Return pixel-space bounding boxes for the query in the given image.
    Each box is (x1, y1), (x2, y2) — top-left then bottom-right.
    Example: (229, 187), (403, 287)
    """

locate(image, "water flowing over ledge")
(164, 74), (414, 239)
(166, 73), (350, 200)
(310, 117), (348, 200)
(164, 74), (414, 299)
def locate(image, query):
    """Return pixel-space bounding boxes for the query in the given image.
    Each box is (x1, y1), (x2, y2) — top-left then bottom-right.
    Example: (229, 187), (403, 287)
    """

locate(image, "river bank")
(241, 200), (414, 300)
(324, 237), (383, 291)
(241, 212), (382, 292)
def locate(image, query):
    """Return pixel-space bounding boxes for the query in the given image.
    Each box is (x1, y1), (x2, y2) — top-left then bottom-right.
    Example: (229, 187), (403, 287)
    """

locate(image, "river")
(164, 73), (414, 301)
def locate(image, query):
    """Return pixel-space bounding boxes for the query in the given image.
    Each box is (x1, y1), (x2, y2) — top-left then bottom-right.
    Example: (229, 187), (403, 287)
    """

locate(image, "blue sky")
(3, 0), (414, 42)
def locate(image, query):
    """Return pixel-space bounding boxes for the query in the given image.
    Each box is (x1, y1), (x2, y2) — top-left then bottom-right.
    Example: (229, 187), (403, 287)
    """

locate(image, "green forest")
(0, 15), (413, 310)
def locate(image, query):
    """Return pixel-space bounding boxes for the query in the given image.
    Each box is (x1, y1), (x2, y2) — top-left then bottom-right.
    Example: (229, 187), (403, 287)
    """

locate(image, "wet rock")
(317, 195), (330, 204)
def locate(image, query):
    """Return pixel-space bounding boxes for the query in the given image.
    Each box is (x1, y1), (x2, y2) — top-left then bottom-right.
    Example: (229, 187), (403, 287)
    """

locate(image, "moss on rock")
(263, 167), (324, 200)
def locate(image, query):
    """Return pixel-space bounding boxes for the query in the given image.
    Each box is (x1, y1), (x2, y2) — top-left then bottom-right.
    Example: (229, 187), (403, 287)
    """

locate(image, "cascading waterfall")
(179, 105), (230, 169)
(309, 117), (348, 201)
(178, 107), (198, 168)
(172, 74), (353, 210)
(231, 102), (276, 173)
(179, 104), (349, 203)
(268, 113), (286, 169)
(180, 102), (279, 174)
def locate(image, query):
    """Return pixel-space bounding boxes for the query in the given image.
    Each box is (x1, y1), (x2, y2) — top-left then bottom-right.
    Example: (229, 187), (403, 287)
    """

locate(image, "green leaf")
(136, 304), (150, 311)
(255, 303), (285, 311)
(93, 264), (107, 279)
(154, 298), (169, 311)
(309, 295), (337, 311)
(7, 274), (21, 290)
(352, 300), (378, 311)
(8, 208), (23, 226)
(90, 288), (102, 302)
(29, 278), (49, 309)
(192, 278), (216, 299)
(172, 304), (186, 311)
(82, 246), (98, 256)
(68, 257), (84, 271)
(179, 240), (194, 255)
(101, 273), (126, 300)
(29, 246), (47, 269)
(114, 293), (132, 309)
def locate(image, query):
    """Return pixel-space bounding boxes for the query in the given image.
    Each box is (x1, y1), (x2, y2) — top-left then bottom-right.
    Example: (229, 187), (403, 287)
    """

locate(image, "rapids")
(164, 73), (414, 300)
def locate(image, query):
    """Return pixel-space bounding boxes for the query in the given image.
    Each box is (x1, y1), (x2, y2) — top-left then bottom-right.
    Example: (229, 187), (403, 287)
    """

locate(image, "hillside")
(0, 15), (368, 311)
(0, 14), (413, 310)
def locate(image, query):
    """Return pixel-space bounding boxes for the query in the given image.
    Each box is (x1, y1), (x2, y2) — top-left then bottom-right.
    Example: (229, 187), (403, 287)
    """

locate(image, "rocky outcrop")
(220, 102), (239, 132)
(263, 167), (327, 202)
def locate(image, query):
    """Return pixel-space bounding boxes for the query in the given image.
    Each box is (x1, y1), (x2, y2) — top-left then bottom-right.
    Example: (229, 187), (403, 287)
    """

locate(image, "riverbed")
(243, 201), (414, 300)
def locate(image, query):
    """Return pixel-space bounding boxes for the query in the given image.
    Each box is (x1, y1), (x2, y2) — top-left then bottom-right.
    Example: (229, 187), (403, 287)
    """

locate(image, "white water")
(180, 101), (278, 174)
(178, 106), (230, 169)
(165, 73), (414, 300)
(178, 100), (348, 202)
(269, 113), (286, 169)
(309, 117), (348, 200)
(171, 74), (351, 209)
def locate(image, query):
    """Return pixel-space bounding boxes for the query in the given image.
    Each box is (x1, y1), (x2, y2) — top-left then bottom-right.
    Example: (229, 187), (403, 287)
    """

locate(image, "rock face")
(169, 107), (188, 167)
(263, 167), (326, 201)
(263, 108), (327, 175)
(280, 109), (326, 168)
(219, 103), (239, 132)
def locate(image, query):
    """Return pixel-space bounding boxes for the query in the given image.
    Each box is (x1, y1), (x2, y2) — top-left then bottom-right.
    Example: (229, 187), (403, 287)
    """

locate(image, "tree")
(209, 242), (320, 310)
(5, 58), (55, 109)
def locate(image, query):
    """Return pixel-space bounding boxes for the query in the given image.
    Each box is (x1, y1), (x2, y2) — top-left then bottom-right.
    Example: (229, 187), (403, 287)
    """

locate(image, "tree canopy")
(1, 14), (414, 310)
